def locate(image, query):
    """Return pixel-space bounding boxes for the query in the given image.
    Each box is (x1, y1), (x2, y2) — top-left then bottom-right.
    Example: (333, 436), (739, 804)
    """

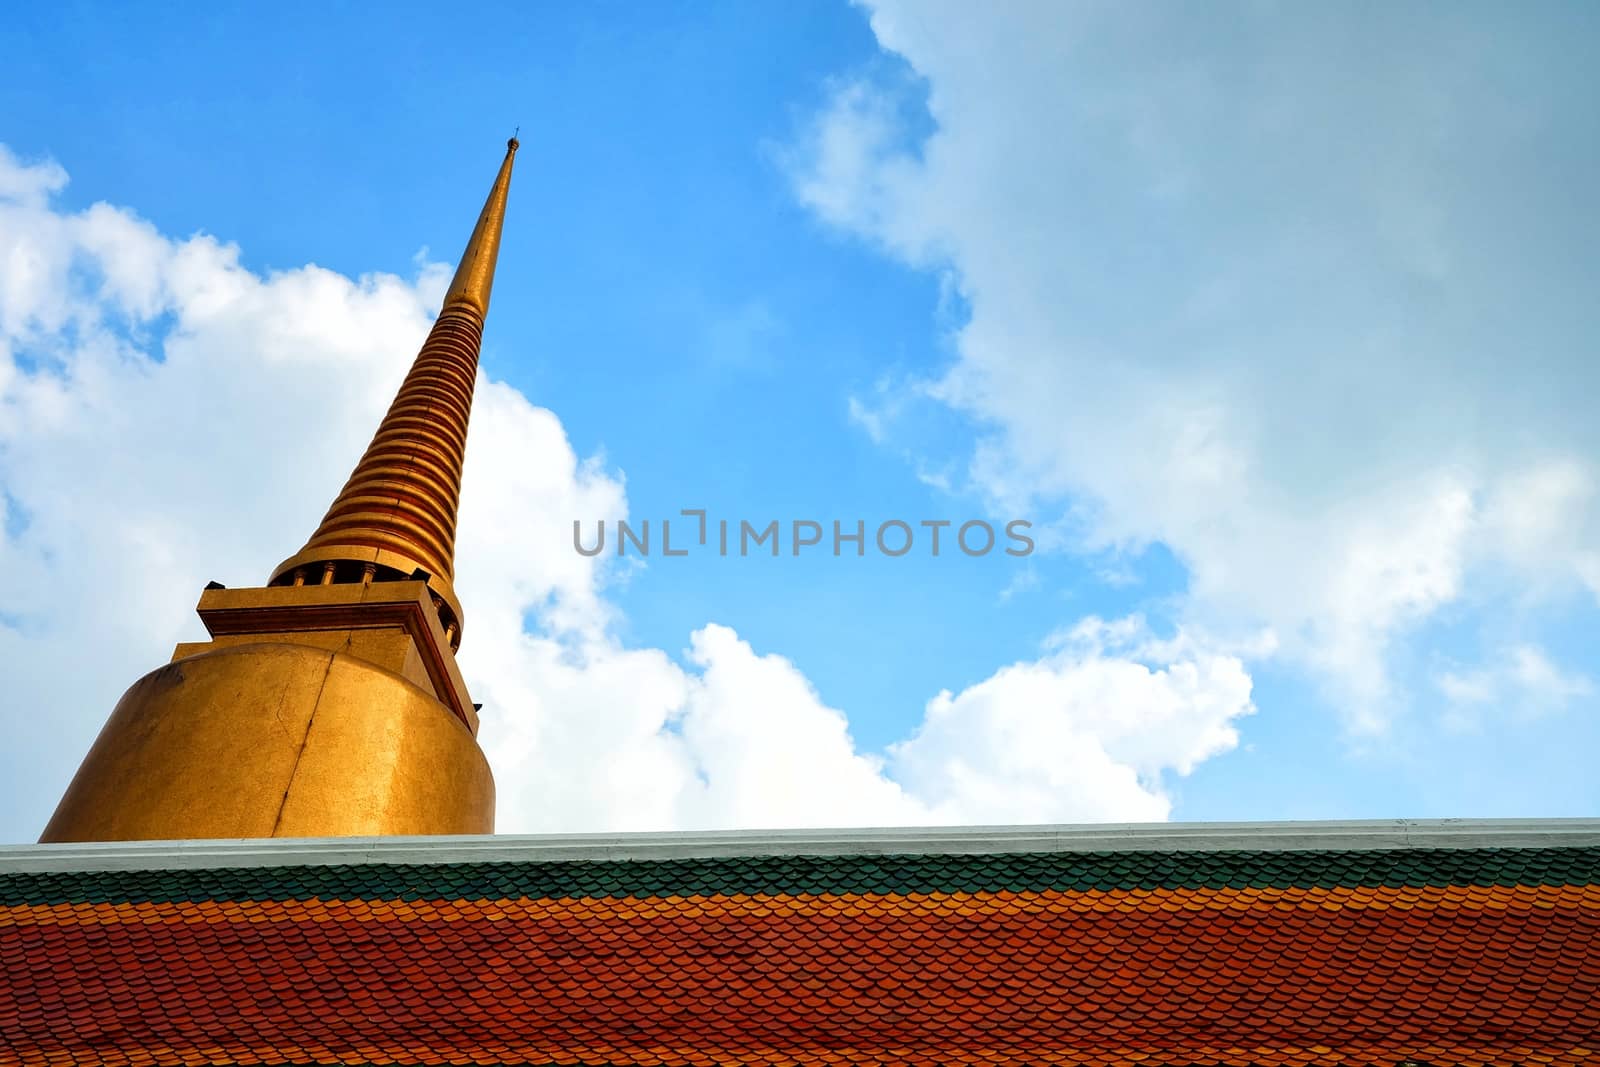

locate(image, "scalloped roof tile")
(2, 820), (1597, 1066)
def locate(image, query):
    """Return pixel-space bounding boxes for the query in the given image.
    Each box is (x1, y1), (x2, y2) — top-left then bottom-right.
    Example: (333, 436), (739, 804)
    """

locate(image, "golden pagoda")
(39, 138), (521, 842)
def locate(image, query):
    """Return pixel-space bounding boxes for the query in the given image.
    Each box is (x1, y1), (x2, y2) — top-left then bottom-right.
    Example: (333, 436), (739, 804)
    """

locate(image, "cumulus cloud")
(786, 2), (1600, 730)
(890, 616), (1253, 823)
(0, 144), (1254, 841)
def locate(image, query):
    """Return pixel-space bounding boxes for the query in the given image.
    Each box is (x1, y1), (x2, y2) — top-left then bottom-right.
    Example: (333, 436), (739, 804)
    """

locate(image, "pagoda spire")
(442, 136), (517, 317)
(268, 136), (520, 650)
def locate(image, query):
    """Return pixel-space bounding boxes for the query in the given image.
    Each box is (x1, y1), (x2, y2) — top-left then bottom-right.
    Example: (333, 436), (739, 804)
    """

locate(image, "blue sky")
(2, 1), (1598, 841)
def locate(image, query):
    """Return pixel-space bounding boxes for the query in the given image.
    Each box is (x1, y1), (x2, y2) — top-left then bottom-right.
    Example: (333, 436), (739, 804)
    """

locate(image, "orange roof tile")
(1, 832), (1596, 1064)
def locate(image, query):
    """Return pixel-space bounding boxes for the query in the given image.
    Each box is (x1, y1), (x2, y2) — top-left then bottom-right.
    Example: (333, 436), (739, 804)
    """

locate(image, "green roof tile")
(2, 846), (1596, 906)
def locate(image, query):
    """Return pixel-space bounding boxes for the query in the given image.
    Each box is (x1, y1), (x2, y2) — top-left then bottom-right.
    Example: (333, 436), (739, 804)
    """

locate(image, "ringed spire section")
(269, 137), (520, 650)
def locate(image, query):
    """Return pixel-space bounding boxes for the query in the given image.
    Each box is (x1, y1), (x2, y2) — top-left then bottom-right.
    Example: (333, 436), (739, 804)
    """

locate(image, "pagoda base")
(40, 582), (494, 842)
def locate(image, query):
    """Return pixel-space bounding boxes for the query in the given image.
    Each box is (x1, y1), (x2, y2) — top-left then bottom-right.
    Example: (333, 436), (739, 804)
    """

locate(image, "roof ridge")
(6, 817), (1600, 875)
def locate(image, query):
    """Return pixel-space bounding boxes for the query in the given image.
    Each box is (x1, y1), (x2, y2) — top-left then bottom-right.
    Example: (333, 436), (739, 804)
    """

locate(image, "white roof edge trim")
(2, 818), (1598, 875)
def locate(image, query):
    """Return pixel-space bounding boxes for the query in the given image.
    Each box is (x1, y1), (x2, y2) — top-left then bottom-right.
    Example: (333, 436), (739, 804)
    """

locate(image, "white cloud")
(890, 616), (1254, 824)
(0, 144), (1254, 841)
(845, 392), (888, 444)
(784, 78), (930, 261)
(786, 2), (1600, 731)
(674, 624), (927, 828)
(1476, 458), (1600, 599)
(0, 144), (65, 207)
(1437, 644), (1593, 730)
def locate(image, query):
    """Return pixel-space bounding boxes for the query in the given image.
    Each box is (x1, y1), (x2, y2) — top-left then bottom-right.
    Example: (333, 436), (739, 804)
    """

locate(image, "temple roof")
(4, 819), (1598, 1066)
